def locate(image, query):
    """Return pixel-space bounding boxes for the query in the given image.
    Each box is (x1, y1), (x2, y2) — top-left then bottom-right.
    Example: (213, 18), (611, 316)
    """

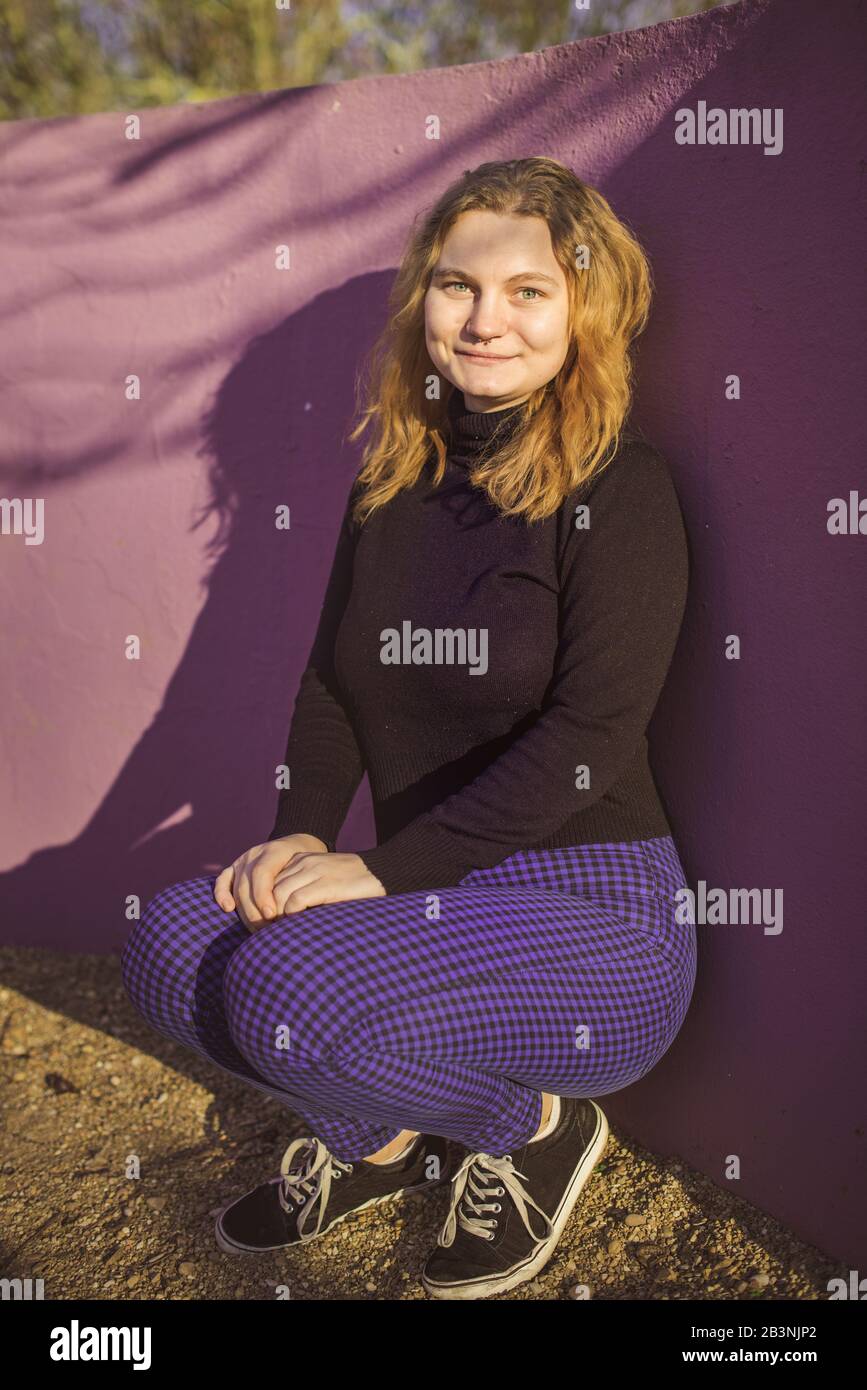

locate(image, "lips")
(457, 351), (514, 361)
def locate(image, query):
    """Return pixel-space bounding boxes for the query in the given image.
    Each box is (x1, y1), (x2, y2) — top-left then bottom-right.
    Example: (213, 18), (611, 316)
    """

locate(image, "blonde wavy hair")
(347, 156), (653, 526)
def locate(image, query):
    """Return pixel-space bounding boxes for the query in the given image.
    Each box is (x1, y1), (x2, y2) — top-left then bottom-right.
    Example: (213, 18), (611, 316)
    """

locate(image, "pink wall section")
(1, 0), (865, 1266)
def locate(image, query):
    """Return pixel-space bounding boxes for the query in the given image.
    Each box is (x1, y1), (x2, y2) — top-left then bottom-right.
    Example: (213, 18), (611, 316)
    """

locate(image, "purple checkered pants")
(120, 836), (696, 1162)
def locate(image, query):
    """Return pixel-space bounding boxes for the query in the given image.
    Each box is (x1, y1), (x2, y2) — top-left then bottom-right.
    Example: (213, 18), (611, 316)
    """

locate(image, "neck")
(461, 390), (531, 414)
(445, 388), (526, 470)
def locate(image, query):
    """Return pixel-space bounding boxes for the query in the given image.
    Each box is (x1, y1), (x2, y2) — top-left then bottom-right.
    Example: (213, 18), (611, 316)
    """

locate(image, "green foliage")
(0, 0), (728, 122)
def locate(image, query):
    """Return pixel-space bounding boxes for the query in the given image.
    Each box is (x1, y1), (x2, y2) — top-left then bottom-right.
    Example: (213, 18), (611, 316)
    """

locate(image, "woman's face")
(424, 209), (571, 414)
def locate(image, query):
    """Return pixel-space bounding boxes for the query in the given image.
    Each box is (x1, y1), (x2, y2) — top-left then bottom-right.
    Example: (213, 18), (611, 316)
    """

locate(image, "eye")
(442, 281), (543, 300)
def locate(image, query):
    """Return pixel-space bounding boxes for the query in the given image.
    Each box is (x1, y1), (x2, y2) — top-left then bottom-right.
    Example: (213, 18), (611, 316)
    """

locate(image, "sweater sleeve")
(266, 482), (366, 851)
(356, 442), (689, 895)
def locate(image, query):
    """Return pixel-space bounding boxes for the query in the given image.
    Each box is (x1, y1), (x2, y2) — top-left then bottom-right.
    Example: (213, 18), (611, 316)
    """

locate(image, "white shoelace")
(439, 1151), (554, 1247)
(277, 1137), (354, 1242)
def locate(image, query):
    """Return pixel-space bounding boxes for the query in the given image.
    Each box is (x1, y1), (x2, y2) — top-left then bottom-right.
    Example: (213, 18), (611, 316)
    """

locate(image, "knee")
(222, 929), (365, 1063)
(122, 878), (189, 963)
(120, 875), (215, 1018)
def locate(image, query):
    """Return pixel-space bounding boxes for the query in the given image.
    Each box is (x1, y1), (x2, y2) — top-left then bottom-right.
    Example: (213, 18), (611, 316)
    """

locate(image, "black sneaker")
(215, 1131), (451, 1253)
(421, 1096), (608, 1300)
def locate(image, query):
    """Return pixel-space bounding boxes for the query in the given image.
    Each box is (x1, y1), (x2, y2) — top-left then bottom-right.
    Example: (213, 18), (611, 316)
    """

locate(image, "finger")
(271, 856), (320, 911)
(273, 864), (327, 915)
(272, 876), (312, 916)
(279, 879), (329, 914)
(234, 859), (265, 927)
(249, 854), (285, 920)
(273, 852), (321, 885)
(213, 865), (236, 911)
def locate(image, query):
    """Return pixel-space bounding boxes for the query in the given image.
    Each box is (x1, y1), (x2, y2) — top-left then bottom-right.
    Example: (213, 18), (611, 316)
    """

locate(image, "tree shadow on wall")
(0, 271), (397, 981)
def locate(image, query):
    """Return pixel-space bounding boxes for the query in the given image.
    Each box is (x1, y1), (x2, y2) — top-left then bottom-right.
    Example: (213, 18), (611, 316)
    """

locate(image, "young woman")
(121, 156), (696, 1302)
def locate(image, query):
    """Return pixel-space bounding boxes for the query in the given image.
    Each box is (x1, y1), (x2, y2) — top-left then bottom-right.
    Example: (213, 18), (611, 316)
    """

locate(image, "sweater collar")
(445, 388), (526, 468)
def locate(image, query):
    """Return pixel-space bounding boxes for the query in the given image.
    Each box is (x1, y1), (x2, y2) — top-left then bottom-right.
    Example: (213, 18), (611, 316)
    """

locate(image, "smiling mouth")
(457, 350), (515, 361)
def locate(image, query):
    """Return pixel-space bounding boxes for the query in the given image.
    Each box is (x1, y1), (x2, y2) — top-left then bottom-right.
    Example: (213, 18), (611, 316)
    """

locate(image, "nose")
(463, 291), (509, 342)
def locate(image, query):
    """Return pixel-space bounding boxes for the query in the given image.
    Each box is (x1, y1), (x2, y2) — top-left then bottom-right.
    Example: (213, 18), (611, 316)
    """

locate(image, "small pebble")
(179, 1262), (197, 1278)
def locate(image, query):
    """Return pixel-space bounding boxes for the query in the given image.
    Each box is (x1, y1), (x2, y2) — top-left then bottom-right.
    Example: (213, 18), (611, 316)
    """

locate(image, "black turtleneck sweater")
(267, 390), (690, 896)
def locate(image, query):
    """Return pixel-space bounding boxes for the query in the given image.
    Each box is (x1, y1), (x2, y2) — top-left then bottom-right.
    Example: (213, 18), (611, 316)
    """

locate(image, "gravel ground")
(0, 945), (842, 1302)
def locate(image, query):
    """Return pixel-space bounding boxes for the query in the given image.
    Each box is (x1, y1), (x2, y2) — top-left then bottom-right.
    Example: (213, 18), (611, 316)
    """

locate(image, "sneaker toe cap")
(423, 1243), (505, 1284)
(218, 1182), (288, 1247)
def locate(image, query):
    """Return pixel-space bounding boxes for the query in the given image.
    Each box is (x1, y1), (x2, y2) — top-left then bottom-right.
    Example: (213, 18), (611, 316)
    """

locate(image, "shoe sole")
(421, 1100), (609, 1300)
(215, 1168), (452, 1255)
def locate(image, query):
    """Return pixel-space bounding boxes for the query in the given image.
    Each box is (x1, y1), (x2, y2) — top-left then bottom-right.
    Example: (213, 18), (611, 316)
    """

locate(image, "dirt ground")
(0, 944), (843, 1302)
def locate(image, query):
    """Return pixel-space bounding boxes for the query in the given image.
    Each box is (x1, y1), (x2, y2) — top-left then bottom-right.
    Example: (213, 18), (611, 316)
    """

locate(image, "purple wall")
(1, 0), (864, 1267)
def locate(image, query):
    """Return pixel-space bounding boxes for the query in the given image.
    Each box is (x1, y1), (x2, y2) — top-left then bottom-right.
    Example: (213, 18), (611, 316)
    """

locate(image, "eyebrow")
(431, 266), (560, 288)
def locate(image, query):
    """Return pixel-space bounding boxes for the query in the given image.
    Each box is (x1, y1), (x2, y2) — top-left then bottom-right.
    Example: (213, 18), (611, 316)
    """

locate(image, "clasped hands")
(213, 832), (386, 932)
